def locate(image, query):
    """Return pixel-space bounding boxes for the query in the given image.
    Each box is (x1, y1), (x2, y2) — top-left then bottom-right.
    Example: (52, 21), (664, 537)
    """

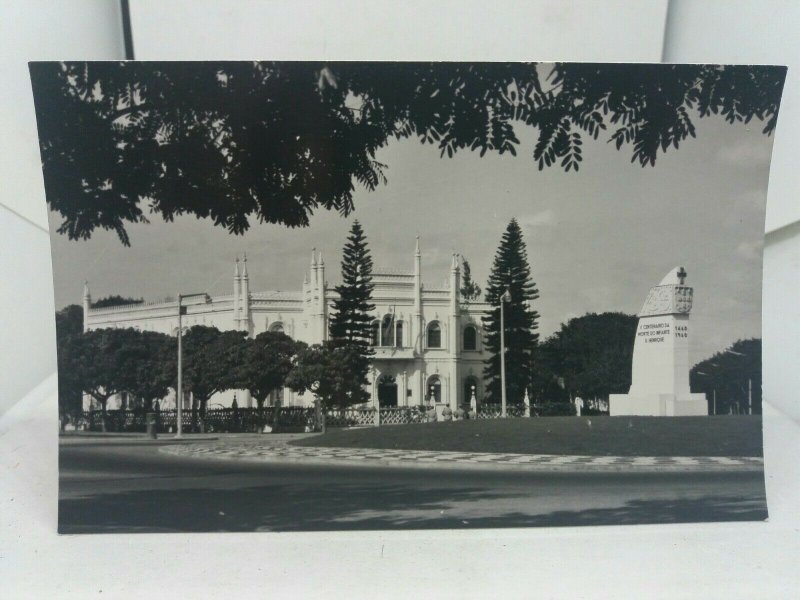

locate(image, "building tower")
(241, 252), (250, 334)
(413, 237), (422, 354)
(317, 251), (327, 342)
(448, 253), (461, 409)
(309, 248), (318, 342)
(233, 256), (241, 330)
(82, 281), (91, 333)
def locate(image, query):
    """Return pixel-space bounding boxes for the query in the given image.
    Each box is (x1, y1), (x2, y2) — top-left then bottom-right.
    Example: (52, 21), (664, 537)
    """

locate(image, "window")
(426, 375), (442, 403)
(370, 320), (380, 346)
(427, 321), (441, 348)
(463, 325), (477, 350)
(381, 314), (395, 347)
(395, 321), (404, 347)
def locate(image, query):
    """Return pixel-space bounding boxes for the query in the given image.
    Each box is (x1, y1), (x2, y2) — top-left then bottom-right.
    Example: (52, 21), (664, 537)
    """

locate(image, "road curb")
(60, 435), (219, 445)
(159, 444), (764, 474)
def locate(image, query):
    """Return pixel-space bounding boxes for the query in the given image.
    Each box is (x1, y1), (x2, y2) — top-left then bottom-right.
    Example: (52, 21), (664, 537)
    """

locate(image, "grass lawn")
(291, 416), (763, 457)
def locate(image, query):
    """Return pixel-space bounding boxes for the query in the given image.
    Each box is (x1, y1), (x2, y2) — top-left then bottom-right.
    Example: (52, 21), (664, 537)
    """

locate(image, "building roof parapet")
(251, 290), (303, 301)
(372, 268), (414, 277)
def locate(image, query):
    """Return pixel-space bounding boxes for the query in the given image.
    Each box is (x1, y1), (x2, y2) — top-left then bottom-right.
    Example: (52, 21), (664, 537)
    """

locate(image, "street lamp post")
(500, 289), (511, 418)
(176, 292), (210, 438)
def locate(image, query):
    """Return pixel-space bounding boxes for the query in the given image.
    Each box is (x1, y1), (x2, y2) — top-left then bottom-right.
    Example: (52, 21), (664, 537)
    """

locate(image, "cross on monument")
(677, 267), (687, 285)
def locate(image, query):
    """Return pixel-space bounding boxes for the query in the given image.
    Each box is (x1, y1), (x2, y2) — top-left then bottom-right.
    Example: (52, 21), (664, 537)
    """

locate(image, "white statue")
(574, 396), (584, 417)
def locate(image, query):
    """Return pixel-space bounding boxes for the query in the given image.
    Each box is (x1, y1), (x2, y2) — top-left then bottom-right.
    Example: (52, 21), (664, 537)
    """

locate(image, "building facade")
(82, 239), (492, 411)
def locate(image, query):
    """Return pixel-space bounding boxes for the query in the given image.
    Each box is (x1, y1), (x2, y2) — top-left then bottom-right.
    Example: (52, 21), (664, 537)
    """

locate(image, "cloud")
(518, 209), (556, 229)
(716, 140), (773, 167)
(736, 239), (763, 261)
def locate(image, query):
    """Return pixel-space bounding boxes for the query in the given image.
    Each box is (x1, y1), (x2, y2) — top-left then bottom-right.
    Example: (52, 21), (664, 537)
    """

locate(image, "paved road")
(59, 441), (768, 533)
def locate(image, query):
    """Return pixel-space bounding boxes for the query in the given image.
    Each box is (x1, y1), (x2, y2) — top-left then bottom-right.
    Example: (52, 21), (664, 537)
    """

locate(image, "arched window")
(377, 374), (398, 407)
(426, 375), (442, 403)
(269, 321), (284, 333)
(395, 321), (404, 348)
(427, 321), (441, 348)
(463, 325), (477, 350)
(370, 320), (380, 346)
(381, 314), (395, 347)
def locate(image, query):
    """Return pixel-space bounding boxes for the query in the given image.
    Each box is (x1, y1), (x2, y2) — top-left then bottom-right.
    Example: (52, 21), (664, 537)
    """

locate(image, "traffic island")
(159, 441), (763, 473)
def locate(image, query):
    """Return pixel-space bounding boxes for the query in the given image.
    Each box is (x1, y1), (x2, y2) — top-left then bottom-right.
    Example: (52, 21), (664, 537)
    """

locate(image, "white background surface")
(1, 1), (798, 598)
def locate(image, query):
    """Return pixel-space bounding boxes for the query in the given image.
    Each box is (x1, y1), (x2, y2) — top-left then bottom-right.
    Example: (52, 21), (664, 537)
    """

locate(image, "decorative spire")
(415, 236), (420, 256)
(318, 251), (324, 267)
(83, 280), (91, 298)
(234, 256), (240, 277)
(311, 248), (317, 268)
(242, 252), (248, 277)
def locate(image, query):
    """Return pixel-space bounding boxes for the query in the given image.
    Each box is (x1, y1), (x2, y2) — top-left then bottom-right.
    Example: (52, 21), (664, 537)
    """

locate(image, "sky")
(48, 103), (775, 366)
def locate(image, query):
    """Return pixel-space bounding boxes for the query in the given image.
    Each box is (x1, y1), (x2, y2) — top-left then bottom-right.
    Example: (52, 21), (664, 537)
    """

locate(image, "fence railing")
(74, 407), (318, 433)
(476, 403), (527, 419)
(71, 401), (576, 433)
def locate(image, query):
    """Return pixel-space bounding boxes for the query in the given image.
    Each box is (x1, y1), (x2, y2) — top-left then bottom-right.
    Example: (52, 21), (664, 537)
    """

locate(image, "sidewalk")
(159, 441), (764, 473)
(59, 432), (220, 445)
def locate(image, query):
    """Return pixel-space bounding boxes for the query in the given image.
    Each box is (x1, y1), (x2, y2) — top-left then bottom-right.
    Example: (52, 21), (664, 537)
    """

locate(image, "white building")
(82, 239), (492, 411)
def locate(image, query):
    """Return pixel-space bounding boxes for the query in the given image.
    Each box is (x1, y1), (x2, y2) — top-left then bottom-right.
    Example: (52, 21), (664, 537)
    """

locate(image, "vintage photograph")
(30, 61), (785, 533)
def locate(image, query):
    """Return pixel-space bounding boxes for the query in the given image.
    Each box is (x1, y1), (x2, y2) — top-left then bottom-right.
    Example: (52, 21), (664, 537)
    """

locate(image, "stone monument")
(609, 266), (708, 416)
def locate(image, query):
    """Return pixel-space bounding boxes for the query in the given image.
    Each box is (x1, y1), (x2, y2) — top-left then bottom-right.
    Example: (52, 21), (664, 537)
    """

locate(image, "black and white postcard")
(30, 61), (786, 533)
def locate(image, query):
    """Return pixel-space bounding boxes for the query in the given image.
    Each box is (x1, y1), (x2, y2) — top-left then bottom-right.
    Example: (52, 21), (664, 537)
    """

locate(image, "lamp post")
(175, 292), (210, 438)
(500, 289), (511, 418)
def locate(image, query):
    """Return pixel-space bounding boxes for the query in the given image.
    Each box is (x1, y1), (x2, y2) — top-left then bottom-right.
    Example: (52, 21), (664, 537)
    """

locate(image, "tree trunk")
(100, 398), (108, 433)
(256, 397), (265, 431)
(191, 395), (198, 433)
(199, 397), (208, 433)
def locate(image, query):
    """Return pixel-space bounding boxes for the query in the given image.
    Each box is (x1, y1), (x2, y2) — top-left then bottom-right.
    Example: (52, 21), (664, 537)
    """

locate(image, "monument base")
(608, 392), (708, 417)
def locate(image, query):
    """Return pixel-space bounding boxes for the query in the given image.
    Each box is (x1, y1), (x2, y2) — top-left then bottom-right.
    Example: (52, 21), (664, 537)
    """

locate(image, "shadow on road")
(59, 483), (767, 533)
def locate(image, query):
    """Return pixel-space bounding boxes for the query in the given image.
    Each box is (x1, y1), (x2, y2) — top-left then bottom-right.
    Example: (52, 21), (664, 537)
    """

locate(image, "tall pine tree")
(482, 218), (540, 403)
(460, 257), (482, 301)
(328, 220), (375, 404)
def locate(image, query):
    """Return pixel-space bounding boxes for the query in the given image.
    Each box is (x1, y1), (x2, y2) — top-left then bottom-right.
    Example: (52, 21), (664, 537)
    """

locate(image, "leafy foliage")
(242, 331), (306, 409)
(55, 305), (85, 419)
(91, 295), (144, 308)
(182, 326), (249, 420)
(29, 62), (786, 245)
(72, 327), (143, 413)
(690, 338), (761, 414)
(460, 257), (482, 301)
(328, 220), (375, 348)
(534, 312), (638, 404)
(125, 330), (175, 410)
(286, 341), (371, 409)
(326, 220), (375, 405)
(482, 219), (540, 403)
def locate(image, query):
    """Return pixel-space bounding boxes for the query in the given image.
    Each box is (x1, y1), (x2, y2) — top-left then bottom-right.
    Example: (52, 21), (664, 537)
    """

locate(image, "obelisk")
(609, 266), (708, 416)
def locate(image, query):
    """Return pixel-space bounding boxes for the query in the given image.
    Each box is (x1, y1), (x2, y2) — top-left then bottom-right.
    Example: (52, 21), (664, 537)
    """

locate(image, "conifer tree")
(328, 220), (375, 404)
(482, 218), (540, 403)
(460, 258), (482, 301)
